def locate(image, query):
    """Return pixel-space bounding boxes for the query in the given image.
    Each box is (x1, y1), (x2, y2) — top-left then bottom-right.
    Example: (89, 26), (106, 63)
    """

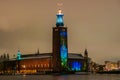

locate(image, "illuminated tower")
(53, 9), (68, 72)
(16, 49), (21, 72)
(17, 49), (21, 60)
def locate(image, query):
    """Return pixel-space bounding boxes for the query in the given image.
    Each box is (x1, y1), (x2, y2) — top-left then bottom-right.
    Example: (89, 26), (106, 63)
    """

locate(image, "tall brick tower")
(52, 9), (68, 72)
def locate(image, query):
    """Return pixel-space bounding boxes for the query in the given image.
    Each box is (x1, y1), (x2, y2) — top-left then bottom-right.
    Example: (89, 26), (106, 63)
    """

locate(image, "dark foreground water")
(0, 74), (120, 80)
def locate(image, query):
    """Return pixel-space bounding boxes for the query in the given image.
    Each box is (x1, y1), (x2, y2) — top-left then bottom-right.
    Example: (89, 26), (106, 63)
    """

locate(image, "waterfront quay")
(0, 74), (120, 80)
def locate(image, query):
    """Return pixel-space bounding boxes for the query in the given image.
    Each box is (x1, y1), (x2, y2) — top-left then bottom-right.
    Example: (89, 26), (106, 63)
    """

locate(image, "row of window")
(21, 64), (50, 69)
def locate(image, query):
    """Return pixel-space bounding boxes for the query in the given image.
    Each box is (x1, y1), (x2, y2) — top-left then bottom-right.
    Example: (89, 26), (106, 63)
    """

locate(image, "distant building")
(117, 61), (120, 69)
(104, 61), (118, 71)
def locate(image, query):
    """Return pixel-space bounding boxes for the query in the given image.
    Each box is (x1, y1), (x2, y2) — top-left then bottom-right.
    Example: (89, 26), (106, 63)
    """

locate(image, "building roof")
(21, 53), (52, 57)
(21, 53), (52, 60)
(20, 53), (84, 60)
(68, 53), (84, 59)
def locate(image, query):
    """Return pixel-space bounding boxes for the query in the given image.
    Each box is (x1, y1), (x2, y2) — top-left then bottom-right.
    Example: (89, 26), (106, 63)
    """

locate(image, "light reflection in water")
(0, 74), (120, 80)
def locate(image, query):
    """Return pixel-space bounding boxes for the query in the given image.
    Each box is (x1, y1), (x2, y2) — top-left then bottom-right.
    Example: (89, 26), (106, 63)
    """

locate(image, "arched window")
(48, 64), (49, 67)
(41, 64), (43, 68)
(38, 64), (40, 67)
(44, 64), (46, 67)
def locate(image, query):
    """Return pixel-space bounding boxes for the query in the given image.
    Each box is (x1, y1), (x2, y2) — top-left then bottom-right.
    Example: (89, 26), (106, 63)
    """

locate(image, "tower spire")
(17, 49), (21, 60)
(84, 48), (88, 58)
(56, 9), (64, 27)
(37, 48), (40, 54)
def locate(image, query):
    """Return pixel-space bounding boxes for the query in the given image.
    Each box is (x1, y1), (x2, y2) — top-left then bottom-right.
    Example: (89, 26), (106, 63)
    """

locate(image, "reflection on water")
(53, 75), (68, 80)
(0, 74), (120, 80)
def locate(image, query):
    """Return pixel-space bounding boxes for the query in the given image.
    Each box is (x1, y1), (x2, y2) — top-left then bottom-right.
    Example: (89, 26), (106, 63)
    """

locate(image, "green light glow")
(17, 50), (21, 60)
(60, 30), (68, 69)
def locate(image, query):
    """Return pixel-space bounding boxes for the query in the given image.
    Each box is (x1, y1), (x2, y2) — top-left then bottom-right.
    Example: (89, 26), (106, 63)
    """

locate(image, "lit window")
(35, 65), (37, 68)
(41, 64), (43, 67)
(44, 64), (46, 67)
(48, 64), (49, 67)
(38, 65), (39, 67)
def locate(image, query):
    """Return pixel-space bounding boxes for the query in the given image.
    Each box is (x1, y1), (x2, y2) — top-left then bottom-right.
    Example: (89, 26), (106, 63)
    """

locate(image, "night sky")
(0, 0), (120, 64)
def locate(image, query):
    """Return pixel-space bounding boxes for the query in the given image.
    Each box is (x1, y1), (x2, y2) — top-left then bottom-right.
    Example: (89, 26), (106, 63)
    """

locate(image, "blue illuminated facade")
(60, 30), (68, 68)
(71, 61), (82, 71)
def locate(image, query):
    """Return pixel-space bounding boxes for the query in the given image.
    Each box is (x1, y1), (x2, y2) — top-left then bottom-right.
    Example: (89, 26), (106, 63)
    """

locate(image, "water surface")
(0, 74), (120, 80)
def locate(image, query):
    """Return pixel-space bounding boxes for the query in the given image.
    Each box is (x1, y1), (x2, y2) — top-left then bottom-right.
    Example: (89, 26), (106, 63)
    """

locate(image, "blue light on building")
(60, 31), (67, 37)
(71, 61), (82, 71)
(60, 44), (67, 66)
(60, 30), (68, 68)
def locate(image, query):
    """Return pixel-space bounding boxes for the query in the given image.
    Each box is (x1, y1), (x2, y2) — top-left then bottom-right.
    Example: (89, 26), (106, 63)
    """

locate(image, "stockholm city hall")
(0, 9), (89, 74)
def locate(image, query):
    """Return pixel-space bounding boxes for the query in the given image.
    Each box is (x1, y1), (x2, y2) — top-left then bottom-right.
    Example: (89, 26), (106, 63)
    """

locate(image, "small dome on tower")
(56, 9), (64, 27)
(58, 9), (62, 14)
